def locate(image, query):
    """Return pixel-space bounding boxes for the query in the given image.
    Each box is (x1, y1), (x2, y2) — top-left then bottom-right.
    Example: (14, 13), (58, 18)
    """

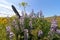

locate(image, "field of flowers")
(0, 16), (60, 40)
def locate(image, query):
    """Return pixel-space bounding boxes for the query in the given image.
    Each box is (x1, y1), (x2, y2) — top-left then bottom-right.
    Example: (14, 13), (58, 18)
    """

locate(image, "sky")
(0, 0), (60, 17)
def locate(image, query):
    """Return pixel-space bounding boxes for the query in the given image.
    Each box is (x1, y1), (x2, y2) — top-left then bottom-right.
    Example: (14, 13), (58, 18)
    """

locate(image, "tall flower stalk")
(6, 26), (14, 40)
(48, 17), (58, 40)
(19, 2), (28, 16)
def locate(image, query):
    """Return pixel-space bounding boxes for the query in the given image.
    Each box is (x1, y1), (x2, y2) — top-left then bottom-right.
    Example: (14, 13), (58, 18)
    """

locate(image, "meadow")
(0, 16), (60, 40)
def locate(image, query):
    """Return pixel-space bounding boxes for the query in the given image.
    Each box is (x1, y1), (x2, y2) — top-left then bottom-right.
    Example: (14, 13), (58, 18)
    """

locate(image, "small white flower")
(9, 32), (14, 39)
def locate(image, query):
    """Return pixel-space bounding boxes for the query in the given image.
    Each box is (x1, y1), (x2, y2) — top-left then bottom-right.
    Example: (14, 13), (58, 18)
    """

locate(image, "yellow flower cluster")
(0, 18), (8, 24)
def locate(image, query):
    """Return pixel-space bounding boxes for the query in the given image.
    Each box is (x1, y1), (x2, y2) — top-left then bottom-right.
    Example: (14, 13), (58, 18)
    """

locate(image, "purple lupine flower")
(50, 24), (57, 31)
(6, 26), (11, 40)
(50, 18), (57, 31)
(51, 19), (57, 27)
(48, 18), (58, 40)
(6, 26), (11, 32)
(9, 32), (14, 40)
(38, 30), (43, 37)
(24, 29), (28, 40)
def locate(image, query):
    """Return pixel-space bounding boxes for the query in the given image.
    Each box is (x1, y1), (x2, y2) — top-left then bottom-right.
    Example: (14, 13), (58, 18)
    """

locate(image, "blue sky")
(0, 0), (60, 17)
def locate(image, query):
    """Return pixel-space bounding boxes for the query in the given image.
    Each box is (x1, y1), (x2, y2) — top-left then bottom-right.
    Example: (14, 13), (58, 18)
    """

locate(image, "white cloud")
(0, 0), (22, 17)
(0, 4), (22, 17)
(0, 4), (12, 10)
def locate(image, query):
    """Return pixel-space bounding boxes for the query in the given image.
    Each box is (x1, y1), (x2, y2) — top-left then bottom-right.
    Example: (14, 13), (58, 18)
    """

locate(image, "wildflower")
(38, 30), (43, 37)
(48, 18), (58, 40)
(6, 26), (11, 40)
(9, 32), (14, 40)
(50, 18), (57, 31)
(24, 29), (28, 40)
(6, 26), (11, 32)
